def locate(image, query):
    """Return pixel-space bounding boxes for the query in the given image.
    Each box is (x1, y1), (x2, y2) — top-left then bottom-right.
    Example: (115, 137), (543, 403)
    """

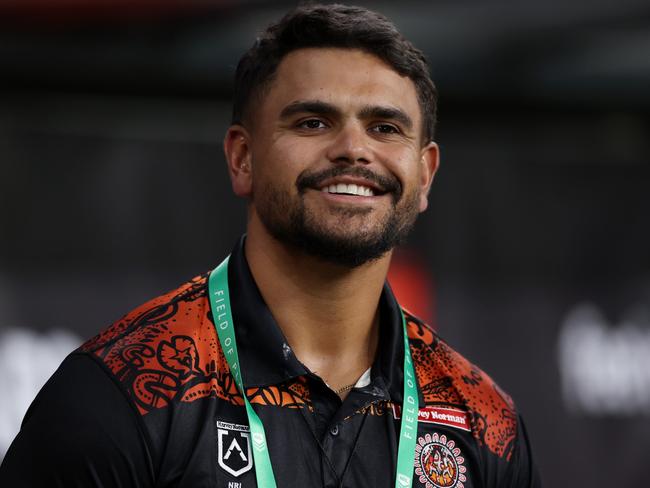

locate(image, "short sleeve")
(0, 353), (155, 488)
(505, 414), (542, 488)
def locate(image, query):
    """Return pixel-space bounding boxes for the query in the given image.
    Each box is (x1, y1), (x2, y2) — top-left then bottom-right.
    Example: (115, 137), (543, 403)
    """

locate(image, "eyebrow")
(358, 105), (413, 131)
(279, 99), (414, 131)
(279, 100), (340, 119)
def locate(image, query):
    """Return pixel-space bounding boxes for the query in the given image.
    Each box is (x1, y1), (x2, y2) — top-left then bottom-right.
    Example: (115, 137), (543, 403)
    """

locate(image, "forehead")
(260, 48), (421, 124)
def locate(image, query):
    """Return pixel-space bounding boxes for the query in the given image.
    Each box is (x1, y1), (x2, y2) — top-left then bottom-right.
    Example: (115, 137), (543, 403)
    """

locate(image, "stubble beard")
(254, 169), (421, 268)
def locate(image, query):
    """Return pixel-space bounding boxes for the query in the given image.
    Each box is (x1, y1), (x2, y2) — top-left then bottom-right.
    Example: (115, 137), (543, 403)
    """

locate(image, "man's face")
(227, 48), (438, 267)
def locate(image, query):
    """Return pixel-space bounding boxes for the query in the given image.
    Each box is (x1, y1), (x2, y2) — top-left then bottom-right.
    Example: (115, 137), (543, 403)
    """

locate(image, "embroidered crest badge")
(217, 420), (253, 477)
(414, 432), (467, 488)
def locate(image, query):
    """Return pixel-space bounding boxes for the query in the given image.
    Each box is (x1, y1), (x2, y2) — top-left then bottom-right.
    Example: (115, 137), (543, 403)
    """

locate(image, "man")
(0, 4), (540, 487)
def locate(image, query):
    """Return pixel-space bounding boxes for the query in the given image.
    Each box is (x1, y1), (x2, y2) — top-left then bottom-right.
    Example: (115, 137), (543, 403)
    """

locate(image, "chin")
(287, 227), (401, 268)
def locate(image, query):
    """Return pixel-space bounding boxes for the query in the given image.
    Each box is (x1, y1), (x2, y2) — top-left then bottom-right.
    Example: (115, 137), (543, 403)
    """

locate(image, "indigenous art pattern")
(404, 310), (518, 460)
(81, 274), (309, 415)
(80, 276), (516, 459)
(414, 432), (467, 488)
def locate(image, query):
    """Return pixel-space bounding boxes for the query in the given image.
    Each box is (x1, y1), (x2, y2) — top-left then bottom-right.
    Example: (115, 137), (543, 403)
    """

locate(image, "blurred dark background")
(1, 0), (650, 485)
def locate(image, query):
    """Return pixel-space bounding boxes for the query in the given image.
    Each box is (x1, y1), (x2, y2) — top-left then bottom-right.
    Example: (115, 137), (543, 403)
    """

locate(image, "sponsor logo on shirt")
(414, 432), (467, 488)
(392, 405), (471, 432)
(217, 421), (253, 478)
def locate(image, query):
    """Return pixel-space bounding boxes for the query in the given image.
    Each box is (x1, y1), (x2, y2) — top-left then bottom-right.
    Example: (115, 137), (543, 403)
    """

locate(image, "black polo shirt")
(0, 238), (540, 488)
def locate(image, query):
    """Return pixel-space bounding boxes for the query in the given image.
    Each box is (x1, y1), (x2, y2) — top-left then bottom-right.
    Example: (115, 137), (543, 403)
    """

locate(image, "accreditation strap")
(208, 255), (419, 488)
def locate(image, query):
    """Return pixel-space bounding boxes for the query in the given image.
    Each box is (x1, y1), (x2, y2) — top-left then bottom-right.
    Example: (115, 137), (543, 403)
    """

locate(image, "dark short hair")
(232, 3), (438, 143)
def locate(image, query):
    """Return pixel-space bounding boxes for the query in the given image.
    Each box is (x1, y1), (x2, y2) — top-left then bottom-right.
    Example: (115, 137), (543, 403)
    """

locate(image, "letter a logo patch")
(217, 421), (253, 477)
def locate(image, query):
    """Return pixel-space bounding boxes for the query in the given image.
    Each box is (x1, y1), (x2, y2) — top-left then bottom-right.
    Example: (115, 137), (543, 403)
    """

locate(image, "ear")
(223, 124), (253, 198)
(417, 142), (440, 213)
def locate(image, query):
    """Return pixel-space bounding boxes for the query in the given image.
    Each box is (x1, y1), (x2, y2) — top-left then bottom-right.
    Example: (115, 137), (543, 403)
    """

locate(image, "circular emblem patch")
(414, 432), (467, 488)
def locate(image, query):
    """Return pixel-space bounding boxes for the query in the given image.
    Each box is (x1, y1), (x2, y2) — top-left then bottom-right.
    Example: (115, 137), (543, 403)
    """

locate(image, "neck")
(244, 219), (391, 392)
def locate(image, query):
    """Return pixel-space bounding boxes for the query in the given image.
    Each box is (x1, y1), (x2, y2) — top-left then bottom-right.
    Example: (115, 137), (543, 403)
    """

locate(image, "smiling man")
(233, 47), (433, 272)
(0, 4), (540, 488)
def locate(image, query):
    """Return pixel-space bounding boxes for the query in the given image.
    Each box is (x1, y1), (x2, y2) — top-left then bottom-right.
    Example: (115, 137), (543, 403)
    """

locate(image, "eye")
(370, 123), (400, 134)
(297, 118), (328, 130)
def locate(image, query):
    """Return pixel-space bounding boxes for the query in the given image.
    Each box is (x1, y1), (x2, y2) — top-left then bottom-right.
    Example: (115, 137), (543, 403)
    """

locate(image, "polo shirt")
(0, 237), (540, 487)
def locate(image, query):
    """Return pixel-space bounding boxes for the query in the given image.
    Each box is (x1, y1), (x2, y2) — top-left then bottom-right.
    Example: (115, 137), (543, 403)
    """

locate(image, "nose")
(326, 122), (372, 165)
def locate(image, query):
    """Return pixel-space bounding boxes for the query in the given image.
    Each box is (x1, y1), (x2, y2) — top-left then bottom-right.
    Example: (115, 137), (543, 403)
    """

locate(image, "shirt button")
(329, 425), (339, 436)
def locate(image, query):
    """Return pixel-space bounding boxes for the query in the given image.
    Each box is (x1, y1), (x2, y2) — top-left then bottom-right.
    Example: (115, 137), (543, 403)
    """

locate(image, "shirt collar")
(229, 236), (308, 386)
(227, 236), (424, 405)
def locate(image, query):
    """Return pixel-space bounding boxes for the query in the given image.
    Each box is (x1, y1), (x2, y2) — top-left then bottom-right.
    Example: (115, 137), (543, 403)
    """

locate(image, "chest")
(148, 394), (485, 488)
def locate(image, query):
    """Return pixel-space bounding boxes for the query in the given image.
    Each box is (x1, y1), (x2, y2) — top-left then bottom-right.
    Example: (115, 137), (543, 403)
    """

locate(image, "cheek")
(251, 157), (297, 197)
(260, 136), (305, 166)
(267, 132), (320, 158)
(260, 140), (323, 182)
(384, 149), (421, 187)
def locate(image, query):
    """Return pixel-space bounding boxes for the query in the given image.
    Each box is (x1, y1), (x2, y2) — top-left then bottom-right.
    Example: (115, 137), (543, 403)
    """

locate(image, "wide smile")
(312, 176), (388, 202)
(321, 183), (375, 197)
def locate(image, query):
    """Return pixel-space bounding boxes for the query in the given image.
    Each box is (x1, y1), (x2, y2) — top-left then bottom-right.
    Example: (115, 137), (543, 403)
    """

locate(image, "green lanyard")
(208, 255), (419, 488)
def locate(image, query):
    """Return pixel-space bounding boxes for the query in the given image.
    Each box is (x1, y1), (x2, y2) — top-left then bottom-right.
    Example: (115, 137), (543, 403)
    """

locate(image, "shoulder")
(81, 272), (210, 355)
(79, 272), (238, 416)
(0, 353), (155, 486)
(403, 309), (519, 461)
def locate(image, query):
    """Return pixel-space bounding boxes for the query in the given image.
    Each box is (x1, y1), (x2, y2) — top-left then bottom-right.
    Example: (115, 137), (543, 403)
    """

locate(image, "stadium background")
(1, 1), (650, 485)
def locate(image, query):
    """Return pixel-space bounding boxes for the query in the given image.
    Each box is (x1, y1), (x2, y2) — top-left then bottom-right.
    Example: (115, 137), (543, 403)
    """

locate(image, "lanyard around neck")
(208, 255), (419, 488)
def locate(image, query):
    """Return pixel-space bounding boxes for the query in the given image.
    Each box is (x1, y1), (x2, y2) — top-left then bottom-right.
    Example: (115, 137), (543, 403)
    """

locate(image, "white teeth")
(322, 183), (375, 196)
